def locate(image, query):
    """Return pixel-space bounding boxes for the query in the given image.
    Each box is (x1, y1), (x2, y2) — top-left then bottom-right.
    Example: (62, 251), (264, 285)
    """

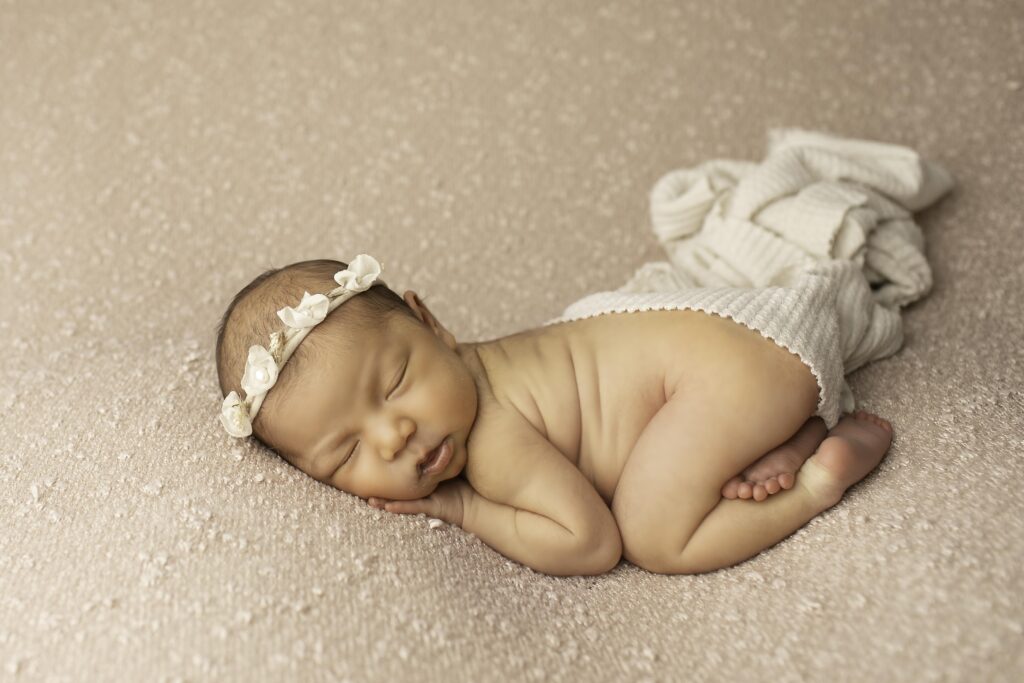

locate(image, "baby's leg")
(613, 360), (825, 574)
(678, 411), (891, 573)
(612, 338), (892, 575)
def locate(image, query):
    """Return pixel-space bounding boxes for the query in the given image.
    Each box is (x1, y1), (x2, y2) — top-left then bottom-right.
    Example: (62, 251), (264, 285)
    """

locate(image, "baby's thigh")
(612, 343), (819, 566)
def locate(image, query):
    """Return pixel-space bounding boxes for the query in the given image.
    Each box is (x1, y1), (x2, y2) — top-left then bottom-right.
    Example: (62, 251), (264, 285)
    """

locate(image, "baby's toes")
(764, 477), (781, 495)
(855, 410), (892, 433)
(860, 412), (881, 427)
(721, 476), (743, 499)
(777, 472), (796, 490)
(752, 483), (768, 502)
(864, 411), (888, 432)
(737, 481), (754, 499)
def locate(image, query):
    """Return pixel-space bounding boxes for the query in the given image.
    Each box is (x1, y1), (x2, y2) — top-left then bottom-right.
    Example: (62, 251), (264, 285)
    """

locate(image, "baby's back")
(470, 308), (732, 504)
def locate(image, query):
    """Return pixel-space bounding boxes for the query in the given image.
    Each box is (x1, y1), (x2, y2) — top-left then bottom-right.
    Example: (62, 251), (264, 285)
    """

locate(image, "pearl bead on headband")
(219, 253), (386, 438)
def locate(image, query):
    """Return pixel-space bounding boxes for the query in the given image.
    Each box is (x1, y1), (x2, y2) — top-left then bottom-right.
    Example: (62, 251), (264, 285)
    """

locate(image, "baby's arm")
(461, 407), (622, 576)
(461, 485), (616, 577)
(372, 474), (618, 576)
(375, 406), (621, 575)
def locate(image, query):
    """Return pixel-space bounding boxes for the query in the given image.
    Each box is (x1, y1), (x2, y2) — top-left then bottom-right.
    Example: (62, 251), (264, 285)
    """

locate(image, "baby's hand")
(367, 478), (474, 527)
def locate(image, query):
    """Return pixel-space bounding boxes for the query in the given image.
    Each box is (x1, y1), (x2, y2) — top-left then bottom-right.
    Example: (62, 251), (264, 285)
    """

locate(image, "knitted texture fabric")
(542, 128), (955, 430)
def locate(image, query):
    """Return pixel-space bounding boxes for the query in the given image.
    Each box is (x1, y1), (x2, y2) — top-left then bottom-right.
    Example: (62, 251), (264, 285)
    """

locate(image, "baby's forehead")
(312, 329), (393, 381)
(297, 310), (413, 387)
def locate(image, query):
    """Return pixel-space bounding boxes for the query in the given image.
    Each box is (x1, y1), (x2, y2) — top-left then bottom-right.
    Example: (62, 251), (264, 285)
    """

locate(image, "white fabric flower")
(277, 291), (330, 329)
(240, 345), (279, 397)
(334, 253), (382, 292)
(220, 391), (253, 438)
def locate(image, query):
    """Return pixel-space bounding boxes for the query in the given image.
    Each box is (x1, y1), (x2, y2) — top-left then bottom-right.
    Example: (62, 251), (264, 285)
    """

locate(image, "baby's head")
(215, 257), (479, 501)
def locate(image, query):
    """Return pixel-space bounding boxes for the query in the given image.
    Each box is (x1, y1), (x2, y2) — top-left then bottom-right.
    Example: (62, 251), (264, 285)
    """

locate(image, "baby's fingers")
(369, 496), (424, 515)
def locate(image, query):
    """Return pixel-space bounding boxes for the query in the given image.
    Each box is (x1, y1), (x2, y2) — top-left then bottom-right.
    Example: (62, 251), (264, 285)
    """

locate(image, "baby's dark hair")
(214, 258), (422, 461)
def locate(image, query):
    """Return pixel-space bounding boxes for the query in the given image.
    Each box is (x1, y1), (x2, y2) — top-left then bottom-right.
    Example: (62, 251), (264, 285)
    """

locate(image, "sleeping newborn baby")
(216, 255), (893, 576)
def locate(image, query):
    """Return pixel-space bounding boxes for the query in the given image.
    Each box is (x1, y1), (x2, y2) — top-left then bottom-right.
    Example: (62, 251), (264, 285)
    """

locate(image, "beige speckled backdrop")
(2, 0), (1022, 681)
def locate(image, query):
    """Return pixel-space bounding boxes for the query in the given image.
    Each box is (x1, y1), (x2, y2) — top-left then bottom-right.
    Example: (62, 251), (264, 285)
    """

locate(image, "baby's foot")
(722, 416), (828, 502)
(798, 410), (894, 505)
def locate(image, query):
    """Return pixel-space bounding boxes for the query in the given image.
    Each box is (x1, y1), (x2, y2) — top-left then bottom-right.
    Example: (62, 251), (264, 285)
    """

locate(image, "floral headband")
(219, 253), (385, 438)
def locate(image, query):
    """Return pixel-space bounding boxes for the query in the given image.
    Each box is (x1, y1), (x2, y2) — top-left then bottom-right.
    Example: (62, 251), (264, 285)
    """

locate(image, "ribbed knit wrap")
(543, 128), (955, 430)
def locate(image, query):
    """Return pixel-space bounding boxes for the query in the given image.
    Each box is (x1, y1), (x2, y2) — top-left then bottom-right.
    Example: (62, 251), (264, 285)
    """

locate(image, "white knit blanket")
(618, 127), (956, 376)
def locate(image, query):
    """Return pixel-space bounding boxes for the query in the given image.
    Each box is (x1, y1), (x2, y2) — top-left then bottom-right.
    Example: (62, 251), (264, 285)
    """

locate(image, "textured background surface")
(2, 0), (1022, 681)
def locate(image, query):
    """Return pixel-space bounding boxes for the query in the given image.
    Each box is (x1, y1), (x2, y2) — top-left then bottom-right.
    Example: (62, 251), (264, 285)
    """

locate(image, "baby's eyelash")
(388, 361), (408, 398)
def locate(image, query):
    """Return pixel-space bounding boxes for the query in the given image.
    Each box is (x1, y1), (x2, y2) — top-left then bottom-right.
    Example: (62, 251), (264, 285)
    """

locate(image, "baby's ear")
(402, 290), (420, 308)
(403, 291), (432, 321)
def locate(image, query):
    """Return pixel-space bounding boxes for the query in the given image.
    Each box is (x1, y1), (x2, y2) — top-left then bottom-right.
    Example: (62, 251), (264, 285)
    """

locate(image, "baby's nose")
(369, 415), (415, 459)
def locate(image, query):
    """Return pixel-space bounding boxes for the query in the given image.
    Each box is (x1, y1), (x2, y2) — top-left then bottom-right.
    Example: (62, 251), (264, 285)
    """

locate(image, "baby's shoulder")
(461, 397), (542, 497)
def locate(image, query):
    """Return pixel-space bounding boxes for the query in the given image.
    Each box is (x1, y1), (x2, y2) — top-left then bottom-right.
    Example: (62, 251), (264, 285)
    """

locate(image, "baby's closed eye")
(341, 357), (410, 466)
(388, 359), (407, 398)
